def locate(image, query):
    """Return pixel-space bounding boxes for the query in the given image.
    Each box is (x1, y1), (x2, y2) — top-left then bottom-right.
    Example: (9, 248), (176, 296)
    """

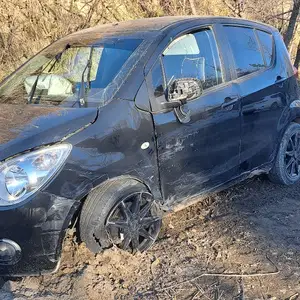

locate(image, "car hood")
(0, 104), (98, 161)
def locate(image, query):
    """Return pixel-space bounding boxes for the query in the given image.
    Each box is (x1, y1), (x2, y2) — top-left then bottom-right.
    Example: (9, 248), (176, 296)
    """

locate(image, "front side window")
(224, 26), (265, 78)
(161, 29), (223, 92)
(0, 39), (141, 107)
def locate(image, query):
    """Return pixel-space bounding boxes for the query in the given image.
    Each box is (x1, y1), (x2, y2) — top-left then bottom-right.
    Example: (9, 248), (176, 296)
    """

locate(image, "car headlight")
(0, 144), (72, 207)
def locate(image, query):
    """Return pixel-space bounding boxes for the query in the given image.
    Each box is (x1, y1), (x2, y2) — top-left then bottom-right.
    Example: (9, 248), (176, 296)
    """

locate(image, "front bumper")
(0, 191), (79, 276)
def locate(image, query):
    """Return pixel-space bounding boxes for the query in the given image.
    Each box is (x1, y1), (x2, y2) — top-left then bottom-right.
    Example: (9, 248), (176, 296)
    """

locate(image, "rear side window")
(162, 29), (223, 91)
(256, 30), (273, 67)
(224, 26), (265, 78)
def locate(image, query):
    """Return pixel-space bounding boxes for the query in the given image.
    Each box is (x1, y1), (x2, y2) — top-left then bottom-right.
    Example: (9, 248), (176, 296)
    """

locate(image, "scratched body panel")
(0, 100), (158, 276)
(59, 99), (160, 200)
(153, 82), (241, 205)
(0, 192), (78, 275)
(0, 106), (98, 161)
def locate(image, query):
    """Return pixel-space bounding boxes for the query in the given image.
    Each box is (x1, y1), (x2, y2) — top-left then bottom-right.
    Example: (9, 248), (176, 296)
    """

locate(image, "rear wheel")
(79, 179), (162, 253)
(269, 123), (300, 185)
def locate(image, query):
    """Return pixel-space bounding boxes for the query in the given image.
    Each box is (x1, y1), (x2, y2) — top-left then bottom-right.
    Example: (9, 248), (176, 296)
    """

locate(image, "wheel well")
(70, 176), (151, 234)
(89, 175), (152, 195)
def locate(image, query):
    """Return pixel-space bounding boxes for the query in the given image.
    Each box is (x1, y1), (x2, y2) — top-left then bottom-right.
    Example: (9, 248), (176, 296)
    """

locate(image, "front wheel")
(269, 122), (300, 185)
(79, 179), (162, 253)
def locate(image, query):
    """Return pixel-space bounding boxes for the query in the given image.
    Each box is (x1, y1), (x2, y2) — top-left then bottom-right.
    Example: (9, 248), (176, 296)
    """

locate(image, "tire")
(269, 122), (300, 185)
(79, 178), (162, 253)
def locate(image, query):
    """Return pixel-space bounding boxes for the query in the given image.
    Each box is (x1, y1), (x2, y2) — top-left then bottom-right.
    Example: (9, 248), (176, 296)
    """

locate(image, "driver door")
(148, 26), (241, 204)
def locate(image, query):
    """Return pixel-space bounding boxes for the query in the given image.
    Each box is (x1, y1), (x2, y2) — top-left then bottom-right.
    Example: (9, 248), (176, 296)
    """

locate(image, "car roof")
(70, 16), (199, 35)
(56, 16), (278, 49)
(66, 16), (276, 42)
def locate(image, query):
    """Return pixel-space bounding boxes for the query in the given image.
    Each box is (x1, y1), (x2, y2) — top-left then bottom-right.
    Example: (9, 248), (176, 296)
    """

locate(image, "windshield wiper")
(27, 74), (41, 104)
(73, 47), (94, 108)
(27, 59), (54, 104)
(27, 44), (70, 104)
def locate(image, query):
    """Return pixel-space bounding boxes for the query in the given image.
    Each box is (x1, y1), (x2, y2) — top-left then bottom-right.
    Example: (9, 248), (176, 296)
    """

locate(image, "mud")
(2, 175), (300, 299)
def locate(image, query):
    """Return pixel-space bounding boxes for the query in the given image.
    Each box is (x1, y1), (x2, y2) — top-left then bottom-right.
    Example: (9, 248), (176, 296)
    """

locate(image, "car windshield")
(0, 38), (142, 107)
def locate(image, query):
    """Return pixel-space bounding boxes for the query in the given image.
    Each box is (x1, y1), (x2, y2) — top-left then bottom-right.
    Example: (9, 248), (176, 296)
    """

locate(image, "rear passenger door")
(223, 25), (286, 172)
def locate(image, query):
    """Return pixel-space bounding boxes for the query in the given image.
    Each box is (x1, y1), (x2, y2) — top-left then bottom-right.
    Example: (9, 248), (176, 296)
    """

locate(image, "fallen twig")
(236, 277), (244, 300)
(289, 293), (299, 300)
(194, 282), (211, 300)
(190, 290), (200, 300)
(155, 255), (279, 292)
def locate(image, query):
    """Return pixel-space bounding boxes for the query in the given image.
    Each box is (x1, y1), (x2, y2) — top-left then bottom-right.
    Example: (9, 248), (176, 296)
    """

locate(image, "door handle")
(221, 95), (239, 110)
(275, 75), (286, 84)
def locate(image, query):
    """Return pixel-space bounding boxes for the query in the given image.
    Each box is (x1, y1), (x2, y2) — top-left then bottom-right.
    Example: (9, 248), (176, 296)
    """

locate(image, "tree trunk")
(294, 41), (300, 69)
(284, 0), (300, 49)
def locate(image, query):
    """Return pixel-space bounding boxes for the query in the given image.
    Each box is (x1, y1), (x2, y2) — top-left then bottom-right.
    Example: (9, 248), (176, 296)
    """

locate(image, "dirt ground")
(2, 175), (300, 299)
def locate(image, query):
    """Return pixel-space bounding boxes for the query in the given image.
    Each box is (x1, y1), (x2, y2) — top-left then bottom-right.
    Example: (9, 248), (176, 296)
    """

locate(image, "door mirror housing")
(160, 78), (202, 123)
(168, 78), (202, 103)
(160, 78), (202, 111)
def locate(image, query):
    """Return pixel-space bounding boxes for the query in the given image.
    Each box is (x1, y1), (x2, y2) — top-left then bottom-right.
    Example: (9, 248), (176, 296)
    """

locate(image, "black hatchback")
(0, 16), (299, 276)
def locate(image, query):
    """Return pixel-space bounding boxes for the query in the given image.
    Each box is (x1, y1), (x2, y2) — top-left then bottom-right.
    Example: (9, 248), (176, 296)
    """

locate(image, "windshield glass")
(0, 38), (142, 107)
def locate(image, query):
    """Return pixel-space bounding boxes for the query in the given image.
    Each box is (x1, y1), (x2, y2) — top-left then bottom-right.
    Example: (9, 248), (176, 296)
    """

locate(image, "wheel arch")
(89, 175), (153, 194)
(69, 175), (155, 229)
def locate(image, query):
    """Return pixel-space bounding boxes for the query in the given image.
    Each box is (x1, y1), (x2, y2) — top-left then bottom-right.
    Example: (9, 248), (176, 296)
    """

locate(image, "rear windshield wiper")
(73, 47), (94, 108)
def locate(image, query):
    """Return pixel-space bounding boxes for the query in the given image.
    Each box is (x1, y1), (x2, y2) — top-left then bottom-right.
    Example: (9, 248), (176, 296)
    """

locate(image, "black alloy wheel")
(269, 122), (300, 185)
(284, 132), (300, 179)
(105, 191), (161, 252)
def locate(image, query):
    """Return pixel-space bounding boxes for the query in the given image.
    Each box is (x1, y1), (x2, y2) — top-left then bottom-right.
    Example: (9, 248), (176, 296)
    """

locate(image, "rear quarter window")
(256, 30), (274, 67)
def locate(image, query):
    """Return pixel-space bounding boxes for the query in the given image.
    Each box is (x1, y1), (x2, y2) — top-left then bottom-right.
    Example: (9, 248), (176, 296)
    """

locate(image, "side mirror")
(168, 78), (202, 103)
(160, 78), (202, 123)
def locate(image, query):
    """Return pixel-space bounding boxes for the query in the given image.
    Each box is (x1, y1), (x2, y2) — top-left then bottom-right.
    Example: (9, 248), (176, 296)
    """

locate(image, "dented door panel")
(154, 83), (241, 205)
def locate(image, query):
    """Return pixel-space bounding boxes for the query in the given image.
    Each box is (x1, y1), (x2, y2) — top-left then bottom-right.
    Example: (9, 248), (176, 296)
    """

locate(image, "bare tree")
(0, 0), (299, 82)
(221, 0), (246, 17)
(284, 0), (300, 48)
(294, 41), (300, 69)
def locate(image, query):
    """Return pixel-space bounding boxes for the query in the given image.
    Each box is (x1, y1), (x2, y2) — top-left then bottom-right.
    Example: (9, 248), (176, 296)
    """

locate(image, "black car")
(0, 16), (299, 276)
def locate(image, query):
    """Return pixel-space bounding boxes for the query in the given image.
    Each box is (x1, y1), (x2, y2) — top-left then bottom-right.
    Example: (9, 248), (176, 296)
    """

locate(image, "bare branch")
(265, 9), (293, 20)
(188, 0), (198, 15)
